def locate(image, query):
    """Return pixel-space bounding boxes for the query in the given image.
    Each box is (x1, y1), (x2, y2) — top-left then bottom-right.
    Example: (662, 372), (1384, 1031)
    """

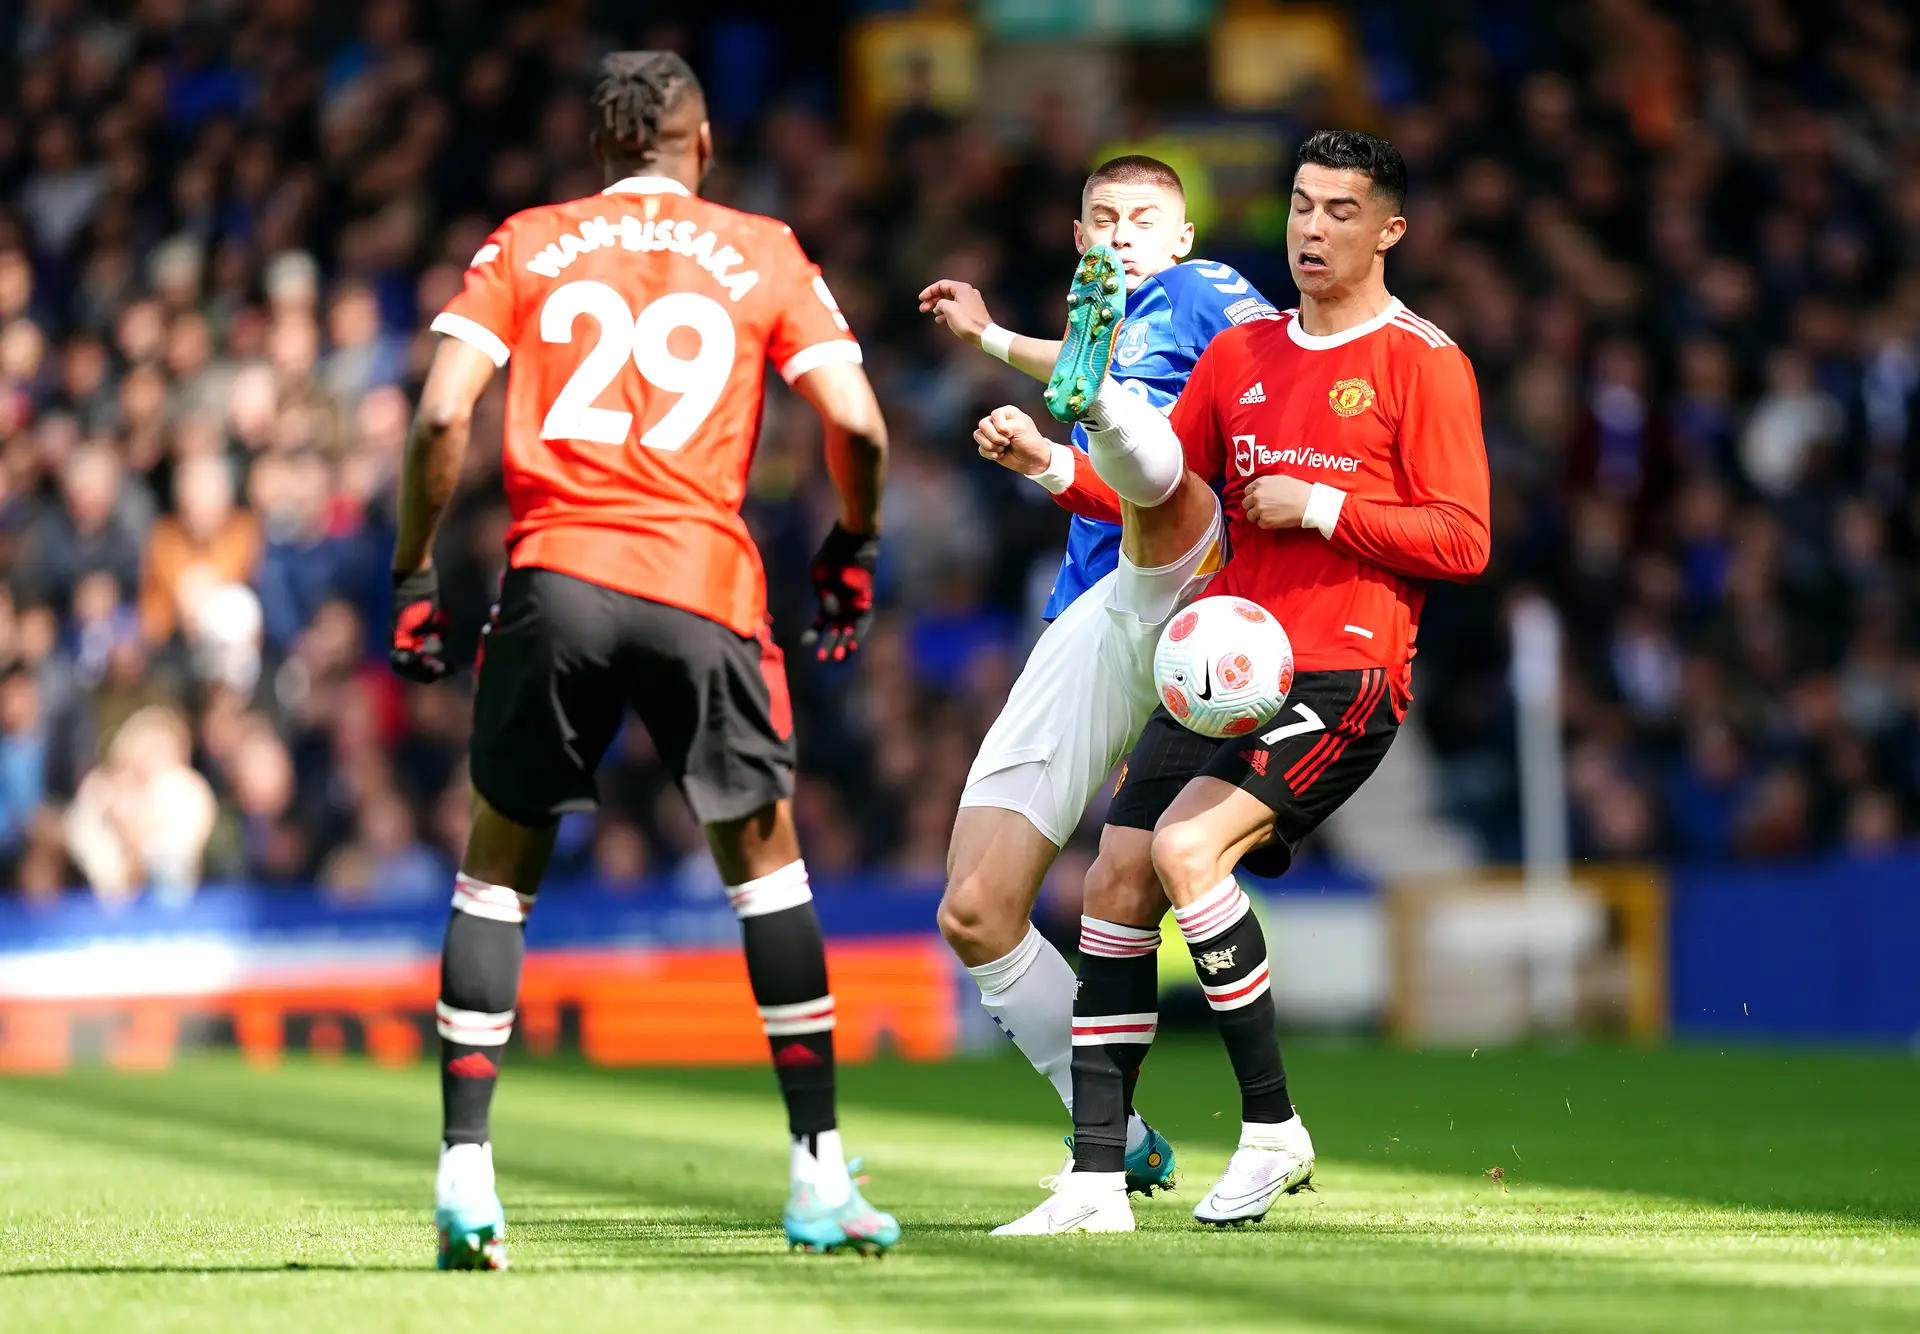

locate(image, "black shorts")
(1108, 667), (1399, 878)
(470, 566), (796, 827)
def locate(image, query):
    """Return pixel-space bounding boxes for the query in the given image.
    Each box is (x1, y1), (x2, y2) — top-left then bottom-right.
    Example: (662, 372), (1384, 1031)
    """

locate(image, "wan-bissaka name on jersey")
(432, 176), (858, 638)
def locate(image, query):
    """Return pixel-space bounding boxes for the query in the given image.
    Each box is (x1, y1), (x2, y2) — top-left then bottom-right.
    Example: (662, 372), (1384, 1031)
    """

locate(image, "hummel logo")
(1239, 382), (1266, 404)
(1198, 946), (1239, 976)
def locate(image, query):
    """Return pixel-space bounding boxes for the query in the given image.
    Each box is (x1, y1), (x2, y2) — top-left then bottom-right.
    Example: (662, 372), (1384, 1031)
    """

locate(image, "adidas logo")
(446, 1052), (498, 1079)
(1239, 748), (1269, 776)
(773, 1042), (825, 1069)
(1239, 382), (1266, 404)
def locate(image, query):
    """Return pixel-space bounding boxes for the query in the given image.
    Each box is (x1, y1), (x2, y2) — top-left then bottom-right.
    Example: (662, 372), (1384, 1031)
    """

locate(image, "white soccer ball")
(1153, 595), (1295, 739)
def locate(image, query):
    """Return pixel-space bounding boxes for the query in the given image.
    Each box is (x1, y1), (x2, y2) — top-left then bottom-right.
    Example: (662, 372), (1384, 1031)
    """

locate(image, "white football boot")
(1192, 1115), (1315, 1226)
(992, 1163), (1135, 1235)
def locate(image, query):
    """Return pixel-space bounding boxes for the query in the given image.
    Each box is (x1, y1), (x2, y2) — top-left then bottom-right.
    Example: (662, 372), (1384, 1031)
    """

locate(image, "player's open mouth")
(1296, 251), (1328, 271)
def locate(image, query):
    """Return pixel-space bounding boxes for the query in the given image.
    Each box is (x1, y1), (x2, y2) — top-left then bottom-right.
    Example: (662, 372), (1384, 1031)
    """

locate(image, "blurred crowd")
(0, 0), (1917, 904)
(1365, 0), (1920, 864)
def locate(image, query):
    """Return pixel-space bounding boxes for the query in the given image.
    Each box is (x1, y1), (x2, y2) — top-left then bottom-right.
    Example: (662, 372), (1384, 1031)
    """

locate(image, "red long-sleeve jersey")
(1055, 300), (1491, 713)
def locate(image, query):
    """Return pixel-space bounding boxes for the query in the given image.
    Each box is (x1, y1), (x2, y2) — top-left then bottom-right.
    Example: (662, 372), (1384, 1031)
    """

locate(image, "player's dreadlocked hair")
(592, 51), (703, 154)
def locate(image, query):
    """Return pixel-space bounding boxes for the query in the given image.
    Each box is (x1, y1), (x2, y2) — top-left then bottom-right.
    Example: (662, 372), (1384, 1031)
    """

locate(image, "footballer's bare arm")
(393, 336), (499, 575)
(792, 358), (889, 535)
(918, 278), (1062, 381)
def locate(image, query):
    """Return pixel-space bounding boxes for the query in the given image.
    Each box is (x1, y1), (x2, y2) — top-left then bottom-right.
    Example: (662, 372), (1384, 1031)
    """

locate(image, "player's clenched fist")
(1241, 474), (1314, 530)
(917, 278), (993, 345)
(974, 405), (1054, 476)
(389, 566), (450, 681)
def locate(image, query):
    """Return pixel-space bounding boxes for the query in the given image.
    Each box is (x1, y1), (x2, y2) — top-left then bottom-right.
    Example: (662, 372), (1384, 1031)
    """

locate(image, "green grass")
(2, 1041), (1918, 1333)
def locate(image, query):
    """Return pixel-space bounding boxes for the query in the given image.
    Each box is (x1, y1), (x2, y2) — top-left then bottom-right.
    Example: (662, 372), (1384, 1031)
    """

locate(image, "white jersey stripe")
(1391, 316), (1446, 349)
(1397, 308), (1453, 342)
(430, 312), (511, 367)
(1395, 310), (1455, 346)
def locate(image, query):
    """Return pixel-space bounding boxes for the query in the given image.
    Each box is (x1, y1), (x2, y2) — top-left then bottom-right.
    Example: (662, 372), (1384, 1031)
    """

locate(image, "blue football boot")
(434, 1142), (507, 1271)
(784, 1159), (901, 1256)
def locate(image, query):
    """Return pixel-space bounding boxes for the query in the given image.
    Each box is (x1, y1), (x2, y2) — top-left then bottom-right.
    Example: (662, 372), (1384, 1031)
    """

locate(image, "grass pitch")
(1, 1041), (1917, 1333)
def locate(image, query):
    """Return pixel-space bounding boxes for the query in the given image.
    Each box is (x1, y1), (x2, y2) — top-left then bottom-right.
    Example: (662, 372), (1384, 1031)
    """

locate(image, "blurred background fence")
(1, 0), (1918, 1060)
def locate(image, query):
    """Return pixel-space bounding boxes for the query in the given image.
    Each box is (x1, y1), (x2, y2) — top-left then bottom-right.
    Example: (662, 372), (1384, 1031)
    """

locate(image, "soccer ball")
(1153, 596), (1295, 739)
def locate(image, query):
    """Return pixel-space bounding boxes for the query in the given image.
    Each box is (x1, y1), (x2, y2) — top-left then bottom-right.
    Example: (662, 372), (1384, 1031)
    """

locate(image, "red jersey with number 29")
(1057, 299), (1490, 715)
(432, 175), (860, 638)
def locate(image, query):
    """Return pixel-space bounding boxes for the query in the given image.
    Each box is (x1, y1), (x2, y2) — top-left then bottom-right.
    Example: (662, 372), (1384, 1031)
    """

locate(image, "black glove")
(802, 523), (879, 662)
(389, 567), (450, 682)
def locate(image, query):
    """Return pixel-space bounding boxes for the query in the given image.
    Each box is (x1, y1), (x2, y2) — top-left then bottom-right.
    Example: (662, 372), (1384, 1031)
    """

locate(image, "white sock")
(1064, 1170), (1127, 1195)
(1240, 1115), (1307, 1152)
(1083, 377), (1184, 506)
(967, 926), (1076, 1111)
(1126, 1114), (1150, 1155)
(793, 1129), (850, 1207)
(436, 1141), (494, 1207)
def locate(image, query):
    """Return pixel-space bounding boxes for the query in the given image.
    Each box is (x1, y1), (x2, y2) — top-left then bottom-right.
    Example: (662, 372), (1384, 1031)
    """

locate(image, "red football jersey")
(432, 175), (860, 637)
(1057, 299), (1491, 713)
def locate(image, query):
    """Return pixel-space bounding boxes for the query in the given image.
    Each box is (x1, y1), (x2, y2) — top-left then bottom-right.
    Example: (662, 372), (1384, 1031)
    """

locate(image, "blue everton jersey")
(1041, 259), (1278, 620)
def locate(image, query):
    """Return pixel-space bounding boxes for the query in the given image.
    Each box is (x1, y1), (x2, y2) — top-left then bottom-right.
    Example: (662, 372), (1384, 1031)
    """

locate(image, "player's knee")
(937, 871), (1018, 959)
(1081, 849), (1163, 926)
(1150, 819), (1223, 902)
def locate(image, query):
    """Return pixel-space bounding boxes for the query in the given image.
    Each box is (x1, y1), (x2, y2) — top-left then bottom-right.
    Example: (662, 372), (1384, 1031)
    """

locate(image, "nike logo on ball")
(1195, 663), (1213, 701)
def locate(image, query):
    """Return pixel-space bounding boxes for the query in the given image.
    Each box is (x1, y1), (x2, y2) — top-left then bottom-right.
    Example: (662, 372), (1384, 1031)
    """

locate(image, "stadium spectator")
(0, 0), (1915, 899)
(138, 452), (259, 647)
(320, 786), (445, 904)
(22, 442), (146, 615)
(64, 703), (216, 902)
(252, 449), (371, 652)
(0, 664), (46, 859)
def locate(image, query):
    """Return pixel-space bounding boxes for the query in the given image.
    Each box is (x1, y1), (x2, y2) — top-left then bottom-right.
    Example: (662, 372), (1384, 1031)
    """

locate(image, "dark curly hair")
(592, 51), (703, 153)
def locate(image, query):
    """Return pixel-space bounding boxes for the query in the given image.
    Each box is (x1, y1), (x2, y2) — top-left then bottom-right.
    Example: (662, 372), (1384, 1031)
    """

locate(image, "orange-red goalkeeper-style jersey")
(1055, 299), (1491, 714)
(433, 175), (860, 637)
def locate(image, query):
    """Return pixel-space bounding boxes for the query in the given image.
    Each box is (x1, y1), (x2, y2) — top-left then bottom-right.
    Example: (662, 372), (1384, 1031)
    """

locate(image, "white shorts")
(960, 493), (1224, 845)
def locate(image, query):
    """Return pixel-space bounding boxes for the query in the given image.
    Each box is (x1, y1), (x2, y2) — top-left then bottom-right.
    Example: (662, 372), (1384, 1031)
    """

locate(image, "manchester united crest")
(1328, 377), (1376, 417)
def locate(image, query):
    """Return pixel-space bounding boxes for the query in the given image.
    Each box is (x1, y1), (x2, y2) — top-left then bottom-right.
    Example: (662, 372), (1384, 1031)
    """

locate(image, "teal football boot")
(1125, 1122), (1178, 1197)
(435, 1194), (508, 1271)
(1061, 1122), (1179, 1197)
(1042, 243), (1126, 423)
(784, 1160), (901, 1256)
